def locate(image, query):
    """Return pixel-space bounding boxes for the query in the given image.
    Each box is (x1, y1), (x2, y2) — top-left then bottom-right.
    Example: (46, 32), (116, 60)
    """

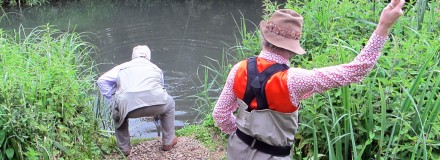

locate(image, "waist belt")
(235, 129), (291, 157)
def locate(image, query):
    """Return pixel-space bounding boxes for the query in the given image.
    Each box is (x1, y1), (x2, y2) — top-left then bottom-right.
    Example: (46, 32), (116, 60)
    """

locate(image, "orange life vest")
(233, 57), (298, 113)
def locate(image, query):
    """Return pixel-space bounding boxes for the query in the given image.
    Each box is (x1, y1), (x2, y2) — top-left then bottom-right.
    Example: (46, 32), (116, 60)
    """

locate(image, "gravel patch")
(105, 136), (225, 160)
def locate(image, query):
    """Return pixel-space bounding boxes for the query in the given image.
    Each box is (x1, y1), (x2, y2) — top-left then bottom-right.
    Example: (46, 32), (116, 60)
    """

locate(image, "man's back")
(113, 58), (169, 128)
(116, 58), (164, 94)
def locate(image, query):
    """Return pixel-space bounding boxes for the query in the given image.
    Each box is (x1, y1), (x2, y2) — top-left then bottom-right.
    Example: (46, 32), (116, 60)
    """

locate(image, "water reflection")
(2, 0), (263, 138)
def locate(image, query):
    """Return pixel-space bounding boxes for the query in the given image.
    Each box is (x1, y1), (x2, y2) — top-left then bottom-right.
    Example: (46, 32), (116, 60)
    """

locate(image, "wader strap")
(243, 57), (257, 106)
(242, 57), (289, 110)
(236, 129), (291, 157)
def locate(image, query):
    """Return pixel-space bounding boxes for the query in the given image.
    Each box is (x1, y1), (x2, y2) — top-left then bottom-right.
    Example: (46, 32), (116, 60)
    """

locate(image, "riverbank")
(1, 0), (439, 159)
(99, 114), (228, 159)
(105, 136), (226, 160)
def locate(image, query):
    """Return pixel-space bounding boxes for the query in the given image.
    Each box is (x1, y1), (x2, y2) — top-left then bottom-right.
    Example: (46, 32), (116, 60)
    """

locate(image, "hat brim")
(260, 21), (306, 55)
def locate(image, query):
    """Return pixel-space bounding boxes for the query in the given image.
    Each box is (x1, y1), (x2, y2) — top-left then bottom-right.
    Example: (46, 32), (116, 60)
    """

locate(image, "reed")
(1, 0), (48, 7)
(416, 0), (429, 30)
(0, 25), (110, 159)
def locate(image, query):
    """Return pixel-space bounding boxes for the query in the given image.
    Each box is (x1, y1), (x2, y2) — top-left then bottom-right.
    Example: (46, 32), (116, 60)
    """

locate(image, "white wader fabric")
(228, 99), (299, 160)
(110, 59), (175, 153)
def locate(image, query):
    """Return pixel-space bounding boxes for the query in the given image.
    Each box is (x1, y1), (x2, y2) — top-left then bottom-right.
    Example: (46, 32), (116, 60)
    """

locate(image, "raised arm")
(287, 0), (405, 104)
(374, 0), (405, 37)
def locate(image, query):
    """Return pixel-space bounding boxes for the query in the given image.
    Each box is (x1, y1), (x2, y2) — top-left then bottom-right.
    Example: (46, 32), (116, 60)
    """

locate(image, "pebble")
(105, 136), (225, 160)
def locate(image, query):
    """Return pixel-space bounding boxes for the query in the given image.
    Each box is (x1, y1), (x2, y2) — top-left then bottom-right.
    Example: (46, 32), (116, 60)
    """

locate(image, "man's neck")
(261, 49), (292, 60)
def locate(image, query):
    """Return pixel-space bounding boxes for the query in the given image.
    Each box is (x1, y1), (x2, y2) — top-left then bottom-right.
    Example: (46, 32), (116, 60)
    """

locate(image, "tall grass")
(0, 25), (110, 159)
(416, 0), (429, 30)
(1, 0), (48, 7)
(195, 0), (440, 159)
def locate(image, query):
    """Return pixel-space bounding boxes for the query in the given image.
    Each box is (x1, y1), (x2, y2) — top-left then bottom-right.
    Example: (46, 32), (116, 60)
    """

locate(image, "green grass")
(1, 0), (48, 7)
(192, 0), (440, 159)
(131, 137), (157, 146)
(176, 115), (228, 151)
(0, 25), (113, 159)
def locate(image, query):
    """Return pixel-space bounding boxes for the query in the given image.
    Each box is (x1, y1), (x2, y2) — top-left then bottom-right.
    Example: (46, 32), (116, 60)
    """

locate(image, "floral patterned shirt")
(212, 33), (388, 134)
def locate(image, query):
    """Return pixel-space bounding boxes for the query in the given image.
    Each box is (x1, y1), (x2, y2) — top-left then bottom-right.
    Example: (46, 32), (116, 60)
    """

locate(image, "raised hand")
(375, 0), (405, 36)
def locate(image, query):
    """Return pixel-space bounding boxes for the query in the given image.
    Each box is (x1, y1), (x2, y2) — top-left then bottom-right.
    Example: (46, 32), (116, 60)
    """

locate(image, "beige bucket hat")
(260, 9), (306, 55)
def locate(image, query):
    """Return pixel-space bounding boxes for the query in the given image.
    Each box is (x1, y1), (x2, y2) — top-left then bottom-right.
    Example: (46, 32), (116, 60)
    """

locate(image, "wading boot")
(162, 137), (178, 151)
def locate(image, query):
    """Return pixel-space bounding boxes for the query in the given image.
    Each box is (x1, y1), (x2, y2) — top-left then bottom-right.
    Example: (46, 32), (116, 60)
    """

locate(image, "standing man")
(97, 45), (178, 156)
(213, 0), (405, 159)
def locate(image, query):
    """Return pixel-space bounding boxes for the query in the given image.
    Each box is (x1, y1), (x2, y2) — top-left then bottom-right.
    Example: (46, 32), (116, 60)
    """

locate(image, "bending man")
(97, 45), (178, 156)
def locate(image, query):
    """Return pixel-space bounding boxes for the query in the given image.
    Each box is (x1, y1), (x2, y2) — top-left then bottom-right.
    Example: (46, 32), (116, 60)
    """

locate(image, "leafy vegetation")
(1, 0), (48, 7)
(177, 115), (227, 150)
(194, 0), (440, 159)
(0, 25), (113, 159)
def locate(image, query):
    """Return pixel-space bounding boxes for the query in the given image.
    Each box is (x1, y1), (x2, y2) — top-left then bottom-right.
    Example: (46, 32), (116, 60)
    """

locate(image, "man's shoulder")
(117, 61), (133, 69)
(120, 59), (157, 68)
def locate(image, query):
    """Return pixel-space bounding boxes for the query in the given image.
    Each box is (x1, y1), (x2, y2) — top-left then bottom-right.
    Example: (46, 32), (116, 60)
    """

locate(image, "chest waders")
(236, 57), (292, 157)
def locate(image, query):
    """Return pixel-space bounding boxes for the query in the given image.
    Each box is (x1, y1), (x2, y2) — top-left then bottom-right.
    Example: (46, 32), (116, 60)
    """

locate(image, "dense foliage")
(0, 26), (109, 159)
(196, 0), (440, 159)
(274, 0), (439, 159)
(1, 0), (48, 7)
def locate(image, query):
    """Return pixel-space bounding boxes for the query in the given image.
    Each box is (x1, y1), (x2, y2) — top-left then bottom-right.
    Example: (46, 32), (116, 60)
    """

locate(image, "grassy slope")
(0, 26), (114, 159)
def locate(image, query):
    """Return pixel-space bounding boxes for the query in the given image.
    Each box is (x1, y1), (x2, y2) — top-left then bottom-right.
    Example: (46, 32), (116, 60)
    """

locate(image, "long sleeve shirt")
(212, 33), (388, 134)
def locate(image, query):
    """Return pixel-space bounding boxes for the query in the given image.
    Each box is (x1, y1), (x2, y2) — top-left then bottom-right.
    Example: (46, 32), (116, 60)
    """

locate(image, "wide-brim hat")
(260, 9), (306, 55)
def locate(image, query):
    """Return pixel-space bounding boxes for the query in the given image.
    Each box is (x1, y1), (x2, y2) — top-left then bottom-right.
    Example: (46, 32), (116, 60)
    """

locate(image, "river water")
(1, 0), (263, 138)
